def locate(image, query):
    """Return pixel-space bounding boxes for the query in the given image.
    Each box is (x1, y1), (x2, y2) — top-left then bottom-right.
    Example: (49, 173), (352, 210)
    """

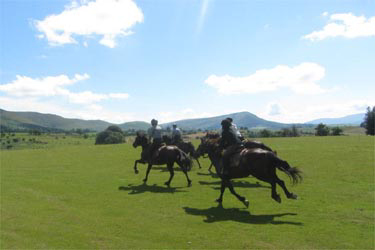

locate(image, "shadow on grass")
(183, 205), (303, 225)
(118, 183), (187, 194)
(199, 180), (270, 189)
(196, 171), (219, 178)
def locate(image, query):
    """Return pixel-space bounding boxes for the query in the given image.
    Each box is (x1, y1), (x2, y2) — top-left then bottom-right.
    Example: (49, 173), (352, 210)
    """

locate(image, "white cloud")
(267, 103), (283, 116)
(205, 62), (328, 95)
(304, 13), (375, 41)
(34, 0), (144, 48)
(0, 74), (89, 97)
(196, 0), (212, 35)
(260, 99), (375, 123)
(0, 96), (135, 124)
(0, 73), (130, 104)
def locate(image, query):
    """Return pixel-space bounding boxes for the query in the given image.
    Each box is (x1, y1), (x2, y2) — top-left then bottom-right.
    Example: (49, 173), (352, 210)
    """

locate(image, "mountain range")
(0, 108), (363, 132)
(305, 113), (365, 125)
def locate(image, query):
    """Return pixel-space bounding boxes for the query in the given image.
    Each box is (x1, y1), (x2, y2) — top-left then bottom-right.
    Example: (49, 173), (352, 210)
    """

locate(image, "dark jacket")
(220, 128), (242, 149)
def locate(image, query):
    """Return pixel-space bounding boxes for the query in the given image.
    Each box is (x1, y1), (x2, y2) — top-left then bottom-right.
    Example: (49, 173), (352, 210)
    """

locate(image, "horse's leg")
(177, 160), (192, 187)
(143, 163), (153, 183)
(276, 177), (298, 199)
(216, 180), (226, 203)
(271, 181), (281, 203)
(165, 163), (174, 187)
(195, 158), (202, 169)
(208, 163), (213, 173)
(134, 159), (142, 174)
(226, 180), (249, 208)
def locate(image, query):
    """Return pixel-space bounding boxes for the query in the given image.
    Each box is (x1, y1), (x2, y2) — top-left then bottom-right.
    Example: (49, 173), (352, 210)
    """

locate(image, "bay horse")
(196, 137), (302, 207)
(132, 132), (193, 187)
(201, 132), (277, 172)
(162, 135), (202, 169)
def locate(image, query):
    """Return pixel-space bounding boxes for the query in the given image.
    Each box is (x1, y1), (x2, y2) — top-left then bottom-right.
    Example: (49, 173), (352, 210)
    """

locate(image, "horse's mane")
(205, 132), (220, 139)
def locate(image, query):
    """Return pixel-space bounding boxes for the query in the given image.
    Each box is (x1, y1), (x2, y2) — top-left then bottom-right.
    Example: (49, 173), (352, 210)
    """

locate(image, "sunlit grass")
(1, 136), (374, 249)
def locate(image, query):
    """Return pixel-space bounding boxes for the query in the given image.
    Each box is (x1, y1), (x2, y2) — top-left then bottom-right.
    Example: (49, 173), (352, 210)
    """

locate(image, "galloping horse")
(162, 135), (202, 169)
(201, 132), (277, 172)
(132, 132), (193, 187)
(196, 137), (302, 207)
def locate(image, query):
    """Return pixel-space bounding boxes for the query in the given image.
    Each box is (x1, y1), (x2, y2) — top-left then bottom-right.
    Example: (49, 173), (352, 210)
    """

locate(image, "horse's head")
(196, 137), (221, 158)
(133, 131), (148, 148)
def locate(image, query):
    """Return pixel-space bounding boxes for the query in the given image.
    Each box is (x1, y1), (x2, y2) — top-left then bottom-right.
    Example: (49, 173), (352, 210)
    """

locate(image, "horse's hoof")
(289, 193), (298, 199)
(188, 181), (192, 187)
(243, 199), (250, 208)
(143, 179), (147, 183)
(215, 198), (222, 203)
(164, 182), (170, 187)
(273, 195), (281, 203)
(135, 170), (139, 174)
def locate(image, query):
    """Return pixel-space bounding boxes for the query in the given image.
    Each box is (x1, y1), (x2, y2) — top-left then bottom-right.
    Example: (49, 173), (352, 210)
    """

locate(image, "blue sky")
(1, 0), (374, 124)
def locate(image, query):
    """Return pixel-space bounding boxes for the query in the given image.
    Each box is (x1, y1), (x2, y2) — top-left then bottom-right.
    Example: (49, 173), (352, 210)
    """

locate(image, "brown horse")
(132, 132), (193, 187)
(196, 137), (302, 207)
(162, 135), (202, 168)
(201, 132), (277, 172)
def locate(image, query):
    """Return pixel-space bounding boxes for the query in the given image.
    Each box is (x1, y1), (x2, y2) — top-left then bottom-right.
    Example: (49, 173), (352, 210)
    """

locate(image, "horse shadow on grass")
(118, 183), (187, 195)
(199, 180), (270, 190)
(196, 171), (219, 178)
(183, 204), (303, 225)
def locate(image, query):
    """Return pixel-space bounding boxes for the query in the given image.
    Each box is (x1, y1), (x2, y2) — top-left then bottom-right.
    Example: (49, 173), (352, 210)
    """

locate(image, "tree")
(315, 123), (330, 136)
(362, 106), (375, 135)
(259, 129), (272, 138)
(331, 126), (343, 136)
(95, 126), (125, 144)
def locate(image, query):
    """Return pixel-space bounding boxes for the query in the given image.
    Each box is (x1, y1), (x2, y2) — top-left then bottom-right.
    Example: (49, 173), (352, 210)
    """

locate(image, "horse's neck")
(141, 142), (150, 151)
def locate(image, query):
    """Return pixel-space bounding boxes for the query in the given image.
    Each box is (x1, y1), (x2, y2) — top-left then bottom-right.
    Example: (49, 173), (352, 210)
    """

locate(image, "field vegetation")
(1, 134), (374, 249)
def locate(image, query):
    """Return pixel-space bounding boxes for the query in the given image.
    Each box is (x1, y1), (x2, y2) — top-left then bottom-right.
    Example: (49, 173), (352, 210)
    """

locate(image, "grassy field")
(1, 135), (374, 249)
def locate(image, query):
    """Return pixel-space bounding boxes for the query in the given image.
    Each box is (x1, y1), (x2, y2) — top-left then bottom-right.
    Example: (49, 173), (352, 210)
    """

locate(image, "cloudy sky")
(1, 0), (374, 124)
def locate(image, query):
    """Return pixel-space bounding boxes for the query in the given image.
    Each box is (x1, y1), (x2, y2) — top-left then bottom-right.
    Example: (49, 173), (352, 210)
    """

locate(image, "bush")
(331, 127), (343, 136)
(315, 123), (330, 136)
(95, 126), (125, 145)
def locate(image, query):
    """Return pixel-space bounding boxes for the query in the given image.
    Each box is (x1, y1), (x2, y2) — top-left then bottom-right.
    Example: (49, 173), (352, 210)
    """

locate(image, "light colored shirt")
(171, 127), (181, 137)
(231, 123), (242, 137)
(148, 125), (162, 139)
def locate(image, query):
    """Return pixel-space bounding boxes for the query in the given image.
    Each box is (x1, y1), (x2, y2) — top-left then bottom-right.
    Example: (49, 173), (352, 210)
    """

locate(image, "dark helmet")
(151, 119), (158, 126)
(226, 117), (233, 122)
(172, 123), (177, 127)
(221, 119), (231, 128)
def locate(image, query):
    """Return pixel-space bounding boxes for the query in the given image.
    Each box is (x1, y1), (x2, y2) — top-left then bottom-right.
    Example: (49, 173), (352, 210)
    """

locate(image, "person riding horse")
(148, 119), (162, 159)
(220, 119), (244, 176)
(226, 117), (244, 141)
(171, 124), (182, 144)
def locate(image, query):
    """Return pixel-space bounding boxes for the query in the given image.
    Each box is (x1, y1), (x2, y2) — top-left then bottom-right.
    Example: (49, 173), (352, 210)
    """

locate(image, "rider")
(220, 119), (243, 177)
(227, 117), (244, 141)
(148, 119), (163, 159)
(171, 123), (182, 144)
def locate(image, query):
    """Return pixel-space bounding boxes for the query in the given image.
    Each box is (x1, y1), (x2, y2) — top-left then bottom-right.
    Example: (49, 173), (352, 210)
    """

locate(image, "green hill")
(161, 111), (300, 130)
(0, 109), (111, 132)
(118, 121), (150, 131)
(0, 109), (150, 132)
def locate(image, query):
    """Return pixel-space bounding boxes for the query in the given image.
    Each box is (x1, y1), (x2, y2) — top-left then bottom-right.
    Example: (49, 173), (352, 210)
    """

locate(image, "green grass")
(1, 136), (374, 249)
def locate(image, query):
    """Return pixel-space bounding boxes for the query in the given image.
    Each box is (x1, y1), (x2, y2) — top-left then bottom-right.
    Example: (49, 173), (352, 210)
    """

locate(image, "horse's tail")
(178, 149), (193, 171)
(274, 157), (303, 185)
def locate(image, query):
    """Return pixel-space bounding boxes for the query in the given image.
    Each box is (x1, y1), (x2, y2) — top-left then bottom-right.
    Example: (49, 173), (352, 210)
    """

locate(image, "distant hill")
(305, 113), (365, 125)
(161, 111), (300, 130)
(0, 109), (151, 132)
(0, 109), (112, 132)
(118, 121), (149, 131)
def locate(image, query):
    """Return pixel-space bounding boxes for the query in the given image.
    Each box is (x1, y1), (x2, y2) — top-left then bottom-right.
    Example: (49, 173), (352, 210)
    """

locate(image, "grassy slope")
(1, 136), (374, 249)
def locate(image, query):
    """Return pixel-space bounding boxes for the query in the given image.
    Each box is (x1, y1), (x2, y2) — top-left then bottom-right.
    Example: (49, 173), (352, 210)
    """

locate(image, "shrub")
(331, 127), (343, 136)
(315, 123), (330, 136)
(95, 126), (125, 145)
